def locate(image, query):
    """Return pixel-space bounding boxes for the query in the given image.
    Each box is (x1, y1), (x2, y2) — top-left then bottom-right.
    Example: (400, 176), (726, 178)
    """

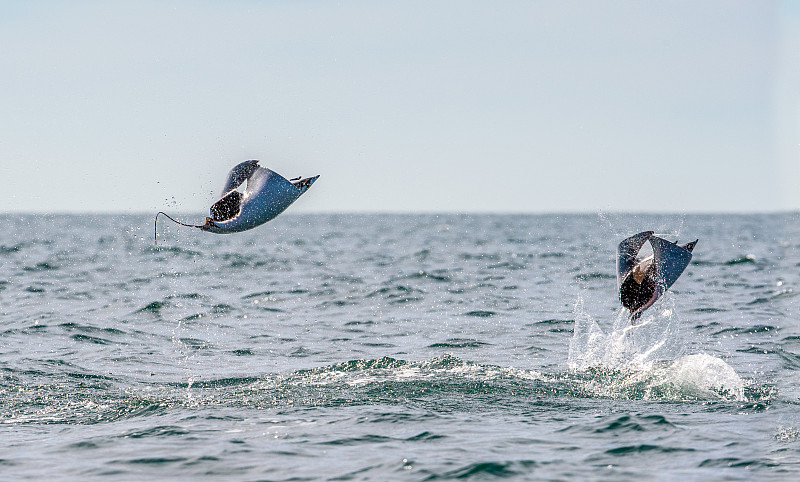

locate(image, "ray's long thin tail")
(154, 212), (204, 246)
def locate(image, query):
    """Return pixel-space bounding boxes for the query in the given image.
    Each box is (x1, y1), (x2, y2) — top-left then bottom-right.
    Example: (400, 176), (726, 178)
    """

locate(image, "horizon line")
(2, 209), (798, 217)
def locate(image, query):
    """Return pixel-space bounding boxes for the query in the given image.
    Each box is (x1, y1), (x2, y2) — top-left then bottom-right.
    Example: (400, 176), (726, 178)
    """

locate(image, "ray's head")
(199, 217), (218, 232)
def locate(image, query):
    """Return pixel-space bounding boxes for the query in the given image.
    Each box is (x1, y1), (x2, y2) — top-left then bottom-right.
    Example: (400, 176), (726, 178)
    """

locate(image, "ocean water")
(1, 212), (799, 480)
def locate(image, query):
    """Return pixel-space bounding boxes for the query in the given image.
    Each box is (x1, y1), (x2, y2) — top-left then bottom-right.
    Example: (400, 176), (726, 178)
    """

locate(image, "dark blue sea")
(1, 213), (799, 480)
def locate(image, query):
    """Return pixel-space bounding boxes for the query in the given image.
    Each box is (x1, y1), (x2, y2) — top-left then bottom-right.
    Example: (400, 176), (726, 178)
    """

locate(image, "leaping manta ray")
(155, 160), (319, 244)
(617, 231), (697, 321)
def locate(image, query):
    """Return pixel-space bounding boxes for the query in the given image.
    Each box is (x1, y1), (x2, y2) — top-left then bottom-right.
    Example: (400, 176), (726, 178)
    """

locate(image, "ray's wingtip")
(292, 174), (320, 192)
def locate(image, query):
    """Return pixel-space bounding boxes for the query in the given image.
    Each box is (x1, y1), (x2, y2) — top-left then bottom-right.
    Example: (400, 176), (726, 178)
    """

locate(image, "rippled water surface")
(1, 213), (799, 479)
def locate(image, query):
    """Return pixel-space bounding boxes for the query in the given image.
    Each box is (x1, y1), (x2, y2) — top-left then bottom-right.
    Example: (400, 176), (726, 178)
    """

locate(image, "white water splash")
(568, 297), (744, 401)
(655, 353), (744, 400)
(568, 297), (683, 370)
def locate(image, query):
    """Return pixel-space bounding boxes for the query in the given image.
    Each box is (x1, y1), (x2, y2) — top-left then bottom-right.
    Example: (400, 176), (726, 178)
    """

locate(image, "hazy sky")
(2, 1), (798, 214)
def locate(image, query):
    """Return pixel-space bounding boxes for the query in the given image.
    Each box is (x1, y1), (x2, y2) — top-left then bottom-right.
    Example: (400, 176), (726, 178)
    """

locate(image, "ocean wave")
(0, 350), (769, 427)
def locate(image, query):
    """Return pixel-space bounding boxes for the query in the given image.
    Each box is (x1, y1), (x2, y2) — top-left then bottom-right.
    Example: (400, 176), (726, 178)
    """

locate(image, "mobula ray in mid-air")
(155, 160), (318, 243)
(616, 231), (697, 321)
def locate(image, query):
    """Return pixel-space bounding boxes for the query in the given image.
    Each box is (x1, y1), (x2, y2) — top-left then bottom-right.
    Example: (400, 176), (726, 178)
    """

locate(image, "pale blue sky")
(1, 1), (798, 214)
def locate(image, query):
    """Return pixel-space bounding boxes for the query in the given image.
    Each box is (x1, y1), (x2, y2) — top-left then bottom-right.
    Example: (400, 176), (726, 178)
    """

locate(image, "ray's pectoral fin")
(219, 160), (259, 196)
(649, 236), (694, 295)
(616, 231), (654, 289)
